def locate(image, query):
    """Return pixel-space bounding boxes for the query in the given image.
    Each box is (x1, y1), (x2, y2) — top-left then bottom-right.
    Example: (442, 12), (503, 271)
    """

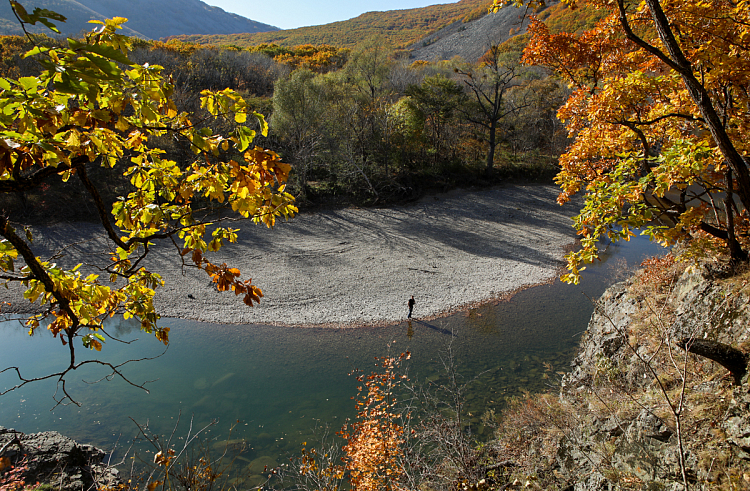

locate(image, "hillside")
(491, 257), (750, 488)
(408, 2), (533, 62)
(168, 0), (490, 49)
(409, 1), (607, 62)
(167, 0), (606, 64)
(0, 0), (278, 39)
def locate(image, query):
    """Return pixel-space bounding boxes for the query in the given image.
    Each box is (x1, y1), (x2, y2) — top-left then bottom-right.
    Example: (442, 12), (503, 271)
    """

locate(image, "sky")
(204, 1), (457, 30)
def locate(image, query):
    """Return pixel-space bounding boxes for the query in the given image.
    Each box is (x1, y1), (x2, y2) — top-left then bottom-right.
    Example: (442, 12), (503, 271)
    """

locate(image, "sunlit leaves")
(10, 1), (66, 33)
(339, 352), (410, 491)
(524, 0), (750, 281)
(0, 10), (296, 359)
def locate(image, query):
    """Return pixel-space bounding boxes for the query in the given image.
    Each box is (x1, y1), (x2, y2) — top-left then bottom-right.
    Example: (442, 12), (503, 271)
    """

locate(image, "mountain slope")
(169, 0), (490, 49)
(0, 0), (278, 39)
(408, 2), (533, 62)
(409, 1), (607, 62)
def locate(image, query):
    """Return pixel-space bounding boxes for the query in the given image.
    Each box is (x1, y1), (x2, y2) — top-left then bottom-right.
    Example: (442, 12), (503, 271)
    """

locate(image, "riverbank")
(4, 184), (580, 327)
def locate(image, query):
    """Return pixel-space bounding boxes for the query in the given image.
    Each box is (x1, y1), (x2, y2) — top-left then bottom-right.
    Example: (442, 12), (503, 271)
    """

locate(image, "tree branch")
(677, 338), (748, 385)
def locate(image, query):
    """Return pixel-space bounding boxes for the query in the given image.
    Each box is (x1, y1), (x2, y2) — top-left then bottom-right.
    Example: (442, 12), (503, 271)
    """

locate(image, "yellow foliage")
(521, 0), (750, 280)
(0, 8), (297, 383)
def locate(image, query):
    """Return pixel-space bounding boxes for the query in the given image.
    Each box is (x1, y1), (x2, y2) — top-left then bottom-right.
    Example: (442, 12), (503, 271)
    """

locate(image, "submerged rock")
(245, 455), (278, 475)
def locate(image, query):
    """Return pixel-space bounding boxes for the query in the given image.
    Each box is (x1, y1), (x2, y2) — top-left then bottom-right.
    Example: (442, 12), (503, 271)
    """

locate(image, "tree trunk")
(724, 168), (748, 264)
(486, 120), (497, 173)
(643, 0), (750, 212)
(677, 338), (748, 385)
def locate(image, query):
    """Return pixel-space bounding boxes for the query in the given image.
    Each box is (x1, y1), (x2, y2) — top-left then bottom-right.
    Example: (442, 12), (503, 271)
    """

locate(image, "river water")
(0, 235), (664, 484)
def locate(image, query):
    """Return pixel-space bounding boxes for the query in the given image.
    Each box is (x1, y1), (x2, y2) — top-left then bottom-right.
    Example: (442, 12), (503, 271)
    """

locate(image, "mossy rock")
(245, 455), (278, 475)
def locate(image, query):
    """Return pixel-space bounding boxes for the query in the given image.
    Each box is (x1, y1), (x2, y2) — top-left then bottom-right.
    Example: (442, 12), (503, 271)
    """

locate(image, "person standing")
(407, 296), (415, 318)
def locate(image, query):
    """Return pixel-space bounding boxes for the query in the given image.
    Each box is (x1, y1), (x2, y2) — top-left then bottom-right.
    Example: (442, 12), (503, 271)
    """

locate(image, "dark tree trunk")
(486, 120), (497, 173)
(677, 338), (748, 385)
(638, 0), (750, 212)
(724, 168), (748, 264)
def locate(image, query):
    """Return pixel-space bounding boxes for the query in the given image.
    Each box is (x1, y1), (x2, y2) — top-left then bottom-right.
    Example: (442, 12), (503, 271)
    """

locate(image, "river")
(0, 234), (664, 485)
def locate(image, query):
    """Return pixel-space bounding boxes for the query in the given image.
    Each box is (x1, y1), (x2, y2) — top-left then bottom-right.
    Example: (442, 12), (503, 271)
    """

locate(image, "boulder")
(0, 427), (120, 491)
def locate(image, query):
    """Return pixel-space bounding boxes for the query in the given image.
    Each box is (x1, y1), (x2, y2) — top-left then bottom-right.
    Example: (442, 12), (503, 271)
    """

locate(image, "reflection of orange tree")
(339, 352), (410, 491)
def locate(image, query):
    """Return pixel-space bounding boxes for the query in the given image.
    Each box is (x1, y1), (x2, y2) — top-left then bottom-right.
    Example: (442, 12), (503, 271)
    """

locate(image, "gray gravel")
(3, 185), (579, 327)
(408, 3), (533, 63)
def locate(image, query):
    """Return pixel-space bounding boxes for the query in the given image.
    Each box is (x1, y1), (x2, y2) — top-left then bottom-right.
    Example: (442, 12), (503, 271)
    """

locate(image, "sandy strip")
(2, 185), (580, 327)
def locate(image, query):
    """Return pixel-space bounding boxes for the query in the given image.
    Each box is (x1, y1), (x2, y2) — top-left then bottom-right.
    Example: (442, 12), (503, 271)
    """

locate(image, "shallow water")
(0, 235), (664, 482)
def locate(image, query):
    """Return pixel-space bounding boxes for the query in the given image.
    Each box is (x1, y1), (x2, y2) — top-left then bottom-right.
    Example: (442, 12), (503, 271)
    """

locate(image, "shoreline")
(3, 184), (580, 328)
(217, 272), (563, 329)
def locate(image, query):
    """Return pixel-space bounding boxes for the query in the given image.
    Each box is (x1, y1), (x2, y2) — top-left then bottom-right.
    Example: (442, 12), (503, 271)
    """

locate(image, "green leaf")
(83, 53), (122, 79)
(18, 77), (38, 92)
(10, 2), (30, 22)
(39, 17), (60, 33)
(69, 39), (132, 65)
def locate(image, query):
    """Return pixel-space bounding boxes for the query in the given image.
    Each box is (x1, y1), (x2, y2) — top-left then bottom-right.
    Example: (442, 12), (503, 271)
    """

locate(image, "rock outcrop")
(0, 427), (120, 491)
(551, 264), (750, 489)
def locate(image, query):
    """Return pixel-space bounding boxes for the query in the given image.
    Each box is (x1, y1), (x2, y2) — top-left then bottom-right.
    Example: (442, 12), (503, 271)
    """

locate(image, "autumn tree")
(502, 77), (569, 156)
(0, 3), (296, 403)
(271, 68), (329, 196)
(404, 74), (466, 166)
(455, 45), (526, 172)
(493, 0), (750, 280)
(339, 352), (409, 491)
(273, 44), (349, 74)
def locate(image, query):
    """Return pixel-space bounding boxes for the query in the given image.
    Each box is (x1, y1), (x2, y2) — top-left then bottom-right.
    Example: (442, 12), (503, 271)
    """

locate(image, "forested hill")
(165, 1), (603, 62)
(168, 0), (492, 49)
(0, 0), (278, 39)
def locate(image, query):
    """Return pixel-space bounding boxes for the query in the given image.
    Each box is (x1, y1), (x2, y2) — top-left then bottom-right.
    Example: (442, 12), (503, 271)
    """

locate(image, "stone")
(0, 427), (120, 491)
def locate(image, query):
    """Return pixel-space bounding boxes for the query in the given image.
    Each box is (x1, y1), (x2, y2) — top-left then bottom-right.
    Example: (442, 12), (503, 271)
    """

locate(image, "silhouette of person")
(407, 296), (415, 318)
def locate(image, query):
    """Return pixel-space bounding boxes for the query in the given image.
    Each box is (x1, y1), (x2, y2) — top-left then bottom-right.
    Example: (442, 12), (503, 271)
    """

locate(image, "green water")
(0, 235), (664, 483)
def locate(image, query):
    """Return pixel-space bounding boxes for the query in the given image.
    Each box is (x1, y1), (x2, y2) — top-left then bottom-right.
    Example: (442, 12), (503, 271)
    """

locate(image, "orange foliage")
(638, 253), (681, 293)
(273, 44), (349, 73)
(147, 39), (204, 57)
(536, 1), (608, 34)
(0, 35), (32, 78)
(511, 0), (750, 280)
(339, 352), (410, 491)
(185, 249), (264, 308)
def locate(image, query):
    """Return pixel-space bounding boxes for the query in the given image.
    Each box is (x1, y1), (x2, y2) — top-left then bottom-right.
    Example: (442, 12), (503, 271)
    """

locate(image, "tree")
(271, 68), (328, 196)
(502, 77), (569, 156)
(339, 352), (409, 491)
(492, 0), (750, 280)
(404, 74), (466, 166)
(455, 45), (526, 172)
(0, 3), (296, 403)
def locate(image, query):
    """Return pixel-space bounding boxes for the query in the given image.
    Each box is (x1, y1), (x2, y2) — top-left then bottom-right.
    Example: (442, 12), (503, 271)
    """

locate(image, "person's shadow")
(408, 319), (456, 337)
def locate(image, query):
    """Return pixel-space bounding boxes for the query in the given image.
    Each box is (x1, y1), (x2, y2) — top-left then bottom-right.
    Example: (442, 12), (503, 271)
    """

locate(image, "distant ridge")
(165, 1), (600, 64)
(168, 0), (490, 49)
(0, 0), (278, 39)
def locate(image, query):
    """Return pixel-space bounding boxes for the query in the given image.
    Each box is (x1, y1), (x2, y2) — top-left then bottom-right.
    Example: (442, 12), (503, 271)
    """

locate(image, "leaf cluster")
(0, 8), (296, 402)
(339, 352), (410, 491)
(515, 0), (750, 281)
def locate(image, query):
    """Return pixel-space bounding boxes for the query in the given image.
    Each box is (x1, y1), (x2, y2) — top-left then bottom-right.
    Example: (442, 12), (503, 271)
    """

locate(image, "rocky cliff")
(0, 427), (119, 491)
(492, 256), (750, 490)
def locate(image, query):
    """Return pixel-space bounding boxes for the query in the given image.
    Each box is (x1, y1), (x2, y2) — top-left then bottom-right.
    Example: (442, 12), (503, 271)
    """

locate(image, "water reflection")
(0, 235), (665, 480)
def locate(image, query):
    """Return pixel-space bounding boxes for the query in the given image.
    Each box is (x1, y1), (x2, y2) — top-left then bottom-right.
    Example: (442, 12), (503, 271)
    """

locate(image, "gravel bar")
(3, 185), (580, 327)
